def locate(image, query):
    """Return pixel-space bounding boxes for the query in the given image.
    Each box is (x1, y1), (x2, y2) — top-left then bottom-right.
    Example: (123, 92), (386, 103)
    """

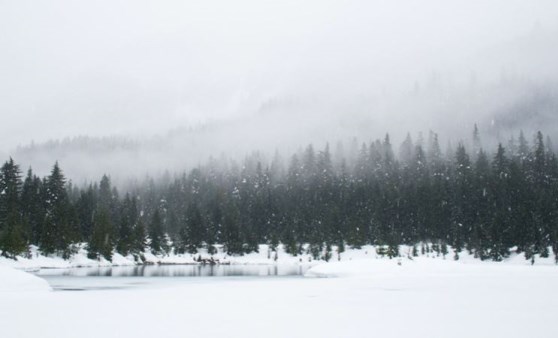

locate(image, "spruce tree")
(88, 207), (114, 260)
(76, 184), (97, 242)
(0, 159), (27, 258)
(472, 149), (491, 258)
(489, 144), (511, 261)
(222, 198), (243, 255)
(20, 168), (43, 246)
(116, 193), (136, 255)
(149, 209), (166, 254)
(399, 133), (414, 166)
(530, 132), (551, 257)
(450, 144), (473, 256)
(181, 201), (204, 254)
(132, 218), (147, 255)
(40, 162), (76, 257)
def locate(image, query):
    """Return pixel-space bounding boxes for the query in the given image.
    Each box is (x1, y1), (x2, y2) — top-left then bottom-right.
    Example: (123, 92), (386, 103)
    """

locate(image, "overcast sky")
(1, 0), (558, 154)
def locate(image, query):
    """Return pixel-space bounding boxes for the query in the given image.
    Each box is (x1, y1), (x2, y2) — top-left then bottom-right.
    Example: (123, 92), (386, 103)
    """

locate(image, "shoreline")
(2, 243), (557, 271)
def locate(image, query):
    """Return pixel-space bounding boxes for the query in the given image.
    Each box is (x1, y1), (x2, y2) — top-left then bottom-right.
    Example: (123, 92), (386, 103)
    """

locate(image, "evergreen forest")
(1, 127), (558, 263)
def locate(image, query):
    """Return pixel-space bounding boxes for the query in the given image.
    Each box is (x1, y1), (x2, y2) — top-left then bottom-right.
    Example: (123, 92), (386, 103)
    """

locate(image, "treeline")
(1, 127), (558, 263)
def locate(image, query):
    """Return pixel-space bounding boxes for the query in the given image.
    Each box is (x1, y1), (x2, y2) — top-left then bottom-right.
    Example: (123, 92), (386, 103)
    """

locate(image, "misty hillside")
(492, 86), (558, 132)
(11, 78), (558, 184)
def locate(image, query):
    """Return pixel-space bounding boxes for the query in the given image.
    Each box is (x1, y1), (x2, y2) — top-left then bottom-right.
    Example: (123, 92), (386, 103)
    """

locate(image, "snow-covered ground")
(1, 246), (558, 338)
(0, 265), (51, 293)
(2, 243), (557, 270)
(0, 244), (323, 270)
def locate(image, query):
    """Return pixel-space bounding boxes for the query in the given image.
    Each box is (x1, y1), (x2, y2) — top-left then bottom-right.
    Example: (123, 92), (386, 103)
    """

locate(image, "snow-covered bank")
(305, 247), (558, 278)
(0, 246), (137, 270)
(305, 255), (557, 280)
(0, 244), (320, 270)
(0, 265), (51, 292)
(1, 244), (556, 271)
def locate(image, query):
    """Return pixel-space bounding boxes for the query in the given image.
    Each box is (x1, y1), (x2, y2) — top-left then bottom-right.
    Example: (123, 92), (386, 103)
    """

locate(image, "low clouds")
(1, 0), (558, 181)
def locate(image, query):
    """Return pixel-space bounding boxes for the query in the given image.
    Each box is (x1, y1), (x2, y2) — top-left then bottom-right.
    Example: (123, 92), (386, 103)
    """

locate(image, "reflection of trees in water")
(39, 264), (310, 278)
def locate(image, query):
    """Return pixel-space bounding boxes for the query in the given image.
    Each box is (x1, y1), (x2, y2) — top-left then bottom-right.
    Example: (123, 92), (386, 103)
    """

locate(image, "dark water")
(34, 264), (310, 291)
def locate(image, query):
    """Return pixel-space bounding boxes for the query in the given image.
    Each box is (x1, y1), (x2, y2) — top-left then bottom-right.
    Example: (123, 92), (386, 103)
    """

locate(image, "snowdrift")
(0, 265), (51, 292)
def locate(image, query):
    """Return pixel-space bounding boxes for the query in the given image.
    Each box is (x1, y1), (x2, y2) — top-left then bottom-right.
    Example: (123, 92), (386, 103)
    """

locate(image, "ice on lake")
(34, 264), (311, 291)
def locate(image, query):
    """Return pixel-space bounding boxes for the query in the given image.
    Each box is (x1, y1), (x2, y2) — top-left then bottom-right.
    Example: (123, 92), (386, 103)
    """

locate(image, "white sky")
(1, 0), (558, 153)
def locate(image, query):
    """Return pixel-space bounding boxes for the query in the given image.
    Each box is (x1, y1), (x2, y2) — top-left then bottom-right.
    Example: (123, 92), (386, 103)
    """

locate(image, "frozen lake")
(3, 258), (558, 338)
(34, 264), (311, 291)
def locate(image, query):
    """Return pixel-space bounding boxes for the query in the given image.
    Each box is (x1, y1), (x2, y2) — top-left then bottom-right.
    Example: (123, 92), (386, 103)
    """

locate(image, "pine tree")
(517, 131), (529, 165)
(149, 209), (166, 254)
(530, 132), (551, 257)
(508, 157), (529, 253)
(0, 159), (27, 258)
(76, 184), (97, 242)
(98, 175), (120, 232)
(427, 131), (443, 169)
(411, 143), (430, 242)
(489, 144), (511, 261)
(546, 153), (558, 263)
(116, 193), (136, 255)
(472, 149), (491, 258)
(132, 218), (147, 256)
(40, 162), (77, 257)
(222, 198), (243, 255)
(399, 133), (414, 166)
(88, 207), (114, 261)
(450, 144), (473, 255)
(181, 201), (204, 254)
(20, 168), (43, 246)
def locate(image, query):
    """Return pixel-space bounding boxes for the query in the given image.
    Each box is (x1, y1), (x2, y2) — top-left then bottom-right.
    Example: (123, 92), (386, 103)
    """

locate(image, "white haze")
(1, 0), (558, 183)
